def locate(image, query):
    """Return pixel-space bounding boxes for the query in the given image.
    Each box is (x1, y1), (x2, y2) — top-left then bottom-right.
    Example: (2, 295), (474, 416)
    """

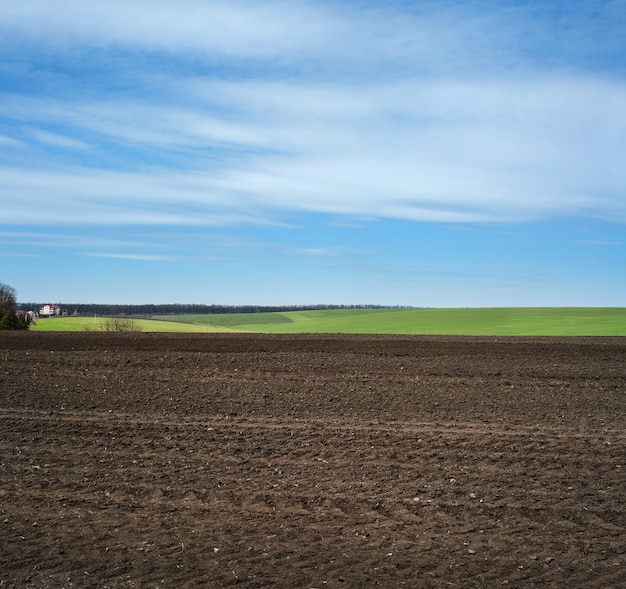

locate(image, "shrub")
(101, 316), (142, 333)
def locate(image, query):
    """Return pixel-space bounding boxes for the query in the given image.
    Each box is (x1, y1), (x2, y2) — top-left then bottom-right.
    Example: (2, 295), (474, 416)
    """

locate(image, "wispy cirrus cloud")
(3, 70), (626, 225)
(3, 0), (623, 74)
(0, 134), (23, 146)
(1, 0), (625, 230)
(0, 1), (345, 61)
(30, 129), (90, 150)
(84, 252), (180, 262)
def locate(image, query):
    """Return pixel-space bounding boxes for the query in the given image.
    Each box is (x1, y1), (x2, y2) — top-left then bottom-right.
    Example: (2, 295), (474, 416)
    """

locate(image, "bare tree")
(0, 281), (17, 317)
(0, 281), (28, 330)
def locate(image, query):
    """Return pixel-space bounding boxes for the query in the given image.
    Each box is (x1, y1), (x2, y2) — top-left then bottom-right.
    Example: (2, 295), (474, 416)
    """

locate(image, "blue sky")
(1, 0), (625, 306)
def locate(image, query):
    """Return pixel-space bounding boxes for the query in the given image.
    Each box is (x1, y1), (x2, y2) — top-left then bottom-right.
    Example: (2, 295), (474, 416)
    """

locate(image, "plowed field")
(1, 333), (625, 588)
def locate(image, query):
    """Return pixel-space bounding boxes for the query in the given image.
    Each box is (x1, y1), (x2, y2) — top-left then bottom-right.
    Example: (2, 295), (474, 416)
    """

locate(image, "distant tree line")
(18, 303), (410, 317)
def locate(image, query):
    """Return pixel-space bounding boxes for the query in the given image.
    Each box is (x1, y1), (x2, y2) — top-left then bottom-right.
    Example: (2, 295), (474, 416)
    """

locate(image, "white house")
(39, 304), (61, 317)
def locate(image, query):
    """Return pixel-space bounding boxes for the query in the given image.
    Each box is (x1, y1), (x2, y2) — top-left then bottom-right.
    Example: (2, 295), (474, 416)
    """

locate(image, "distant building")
(16, 310), (36, 324)
(39, 304), (61, 317)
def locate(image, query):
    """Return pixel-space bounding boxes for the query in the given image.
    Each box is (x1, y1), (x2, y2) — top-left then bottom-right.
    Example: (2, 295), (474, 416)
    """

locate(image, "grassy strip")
(254, 307), (626, 335)
(152, 312), (294, 327)
(30, 317), (223, 333)
(153, 307), (626, 335)
(28, 308), (626, 335)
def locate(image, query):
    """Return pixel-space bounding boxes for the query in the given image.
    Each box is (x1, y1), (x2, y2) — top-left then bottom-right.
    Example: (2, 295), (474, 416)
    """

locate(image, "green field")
(31, 316), (221, 333)
(29, 308), (626, 335)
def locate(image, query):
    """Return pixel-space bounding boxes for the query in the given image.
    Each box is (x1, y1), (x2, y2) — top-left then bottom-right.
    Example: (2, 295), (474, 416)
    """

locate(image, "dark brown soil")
(1, 333), (625, 588)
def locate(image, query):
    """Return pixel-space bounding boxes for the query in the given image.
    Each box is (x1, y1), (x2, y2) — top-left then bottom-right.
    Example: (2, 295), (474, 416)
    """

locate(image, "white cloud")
(0, 1), (350, 61)
(0, 134), (23, 147)
(0, 166), (291, 226)
(296, 248), (332, 257)
(0, 230), (143, 250)
(1, 1), (624, 227)
(84, 252), (178, 262)
(2, 70), (625, 225)
(30, 129), (90, 150)
(0, 252), (39, 257)
(4, 0), (613, 76)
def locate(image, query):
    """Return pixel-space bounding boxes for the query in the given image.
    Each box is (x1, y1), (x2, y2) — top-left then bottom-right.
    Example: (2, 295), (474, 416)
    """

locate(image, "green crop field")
(159, 313), (294, 328)
(30, 316), (220, 333)
(29, 308), (626, 335)
(173, 307), (626, 335)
